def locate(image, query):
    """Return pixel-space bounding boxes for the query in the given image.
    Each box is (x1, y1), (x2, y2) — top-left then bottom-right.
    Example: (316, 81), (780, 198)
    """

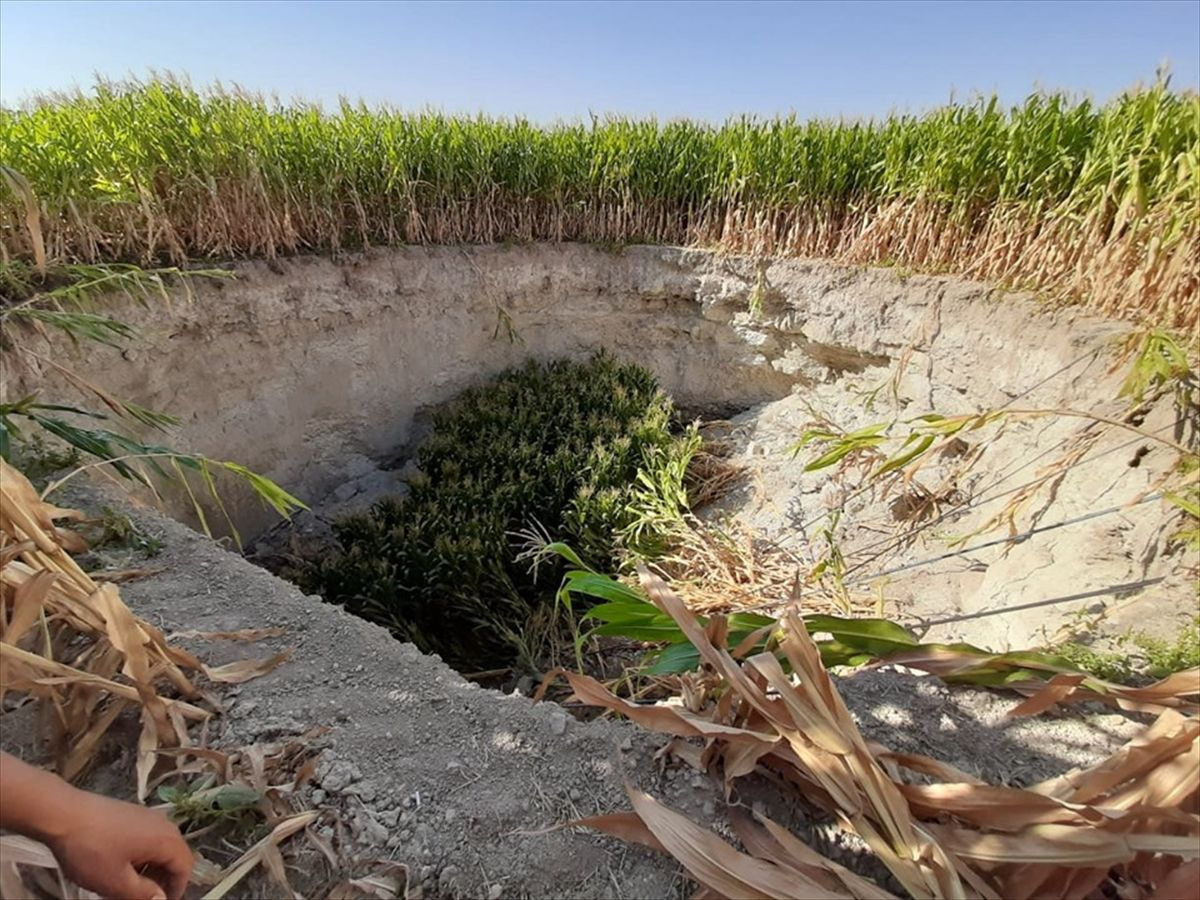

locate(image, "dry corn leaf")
(339, 862), (410, 899)
(259, 842), (297, 898)
(0, 835), (101, 900)
(91, 566), (165, 584)
(0, 834), (62, 869)
(571, 810), (670, 854)
(170, 626), (287, 642)
(1007, 673), (1089, 717)
(877, 645), (1199, 716)
(873, 750), (988, 786)
(929, 823), (1200, 865)
(897, 782), (1103, 831)
(1, 568), (56, 646)
(0, 643), (209, 719)
(1148, 859), (1200, 899)
(727, 809), (886, 899)
(202, 810), (319, 899)
(560, 668), (778, 746)
(204, 651), (291, 684)
(626, 784), (833, 899)
(305, 825), (341, 870)
(753, 811), (898, 900)
(93, 583), (174, 739)
(62, 699), (130, 782)
(1036, 711), (1199, 804)
(579, 568), (1200, 900)
(190, 854), (226, 888)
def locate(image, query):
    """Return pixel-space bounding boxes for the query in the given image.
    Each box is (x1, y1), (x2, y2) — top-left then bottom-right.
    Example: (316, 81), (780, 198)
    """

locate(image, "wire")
(840, 420), (1178, 578)
(764, 345), (1105, 559)
(846, 492), (1162, 584)
(911, 576), (1167, 628)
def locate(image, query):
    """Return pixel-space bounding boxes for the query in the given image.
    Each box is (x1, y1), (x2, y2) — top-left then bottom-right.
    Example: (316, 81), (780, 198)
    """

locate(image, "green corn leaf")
(871, 433), (935, 478)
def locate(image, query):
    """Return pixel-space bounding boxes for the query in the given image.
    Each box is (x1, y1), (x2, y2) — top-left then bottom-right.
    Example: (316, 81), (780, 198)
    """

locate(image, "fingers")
(145, 829), (194, 900)
(164, 859), (192, 900)
(114, 864), (169, 900)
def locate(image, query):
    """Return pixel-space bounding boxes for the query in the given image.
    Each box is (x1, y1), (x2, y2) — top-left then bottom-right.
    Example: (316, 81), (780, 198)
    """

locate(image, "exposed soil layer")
(8, 244), (1193, 651)
(5, 244), (1118, 538)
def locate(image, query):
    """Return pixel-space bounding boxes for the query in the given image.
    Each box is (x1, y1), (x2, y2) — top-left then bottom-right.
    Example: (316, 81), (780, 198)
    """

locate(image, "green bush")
(299, 354), (695, 668)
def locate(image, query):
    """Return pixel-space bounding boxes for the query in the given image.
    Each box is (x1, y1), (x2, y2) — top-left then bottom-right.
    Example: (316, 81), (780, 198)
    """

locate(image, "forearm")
(0, 751), (81, 844)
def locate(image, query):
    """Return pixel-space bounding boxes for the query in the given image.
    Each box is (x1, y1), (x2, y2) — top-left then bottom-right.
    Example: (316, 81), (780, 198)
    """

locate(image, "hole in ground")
(17, 244), (1192, 671)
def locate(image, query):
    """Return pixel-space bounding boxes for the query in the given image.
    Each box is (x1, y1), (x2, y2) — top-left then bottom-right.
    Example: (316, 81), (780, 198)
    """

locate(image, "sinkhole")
(13, 243), (1195, 674)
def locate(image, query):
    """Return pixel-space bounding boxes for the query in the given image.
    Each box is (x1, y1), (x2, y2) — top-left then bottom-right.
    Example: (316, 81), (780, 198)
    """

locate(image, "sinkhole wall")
(5, 244), (1130, 540)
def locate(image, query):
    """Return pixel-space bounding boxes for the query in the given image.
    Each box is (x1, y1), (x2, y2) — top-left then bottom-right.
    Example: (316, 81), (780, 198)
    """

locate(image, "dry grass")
(0, 460), (391, 898)
(566, 569), (1200, 900)
(1, 457), (214, 795)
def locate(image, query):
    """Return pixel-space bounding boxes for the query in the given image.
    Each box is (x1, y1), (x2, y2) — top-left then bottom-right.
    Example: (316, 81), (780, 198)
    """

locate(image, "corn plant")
(1, 75), (1196, 326)
(298, 354), (698, 669)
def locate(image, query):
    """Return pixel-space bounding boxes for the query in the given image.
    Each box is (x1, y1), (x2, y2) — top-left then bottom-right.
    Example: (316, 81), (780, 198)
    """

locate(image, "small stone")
(548, 711), (569, 736)
(310, 789), (327, 805)
(439, 865), (461, 891)
(317, 760), (361, 793)
(568, 788), (582, 802)
(378, 808), (400, 827)
(231, 700), (258, 719)
(618, 736), (633, 752)
(346, 779), (378, 803)
(252, 716), (305, 740)
(357, 816), (388, 846)
(387, 835), (402, 849)
(332, 481), (359, 503)
(702, 800), (716, 817)
(488, 884), (504, 900)
(443, 808), (458, 824)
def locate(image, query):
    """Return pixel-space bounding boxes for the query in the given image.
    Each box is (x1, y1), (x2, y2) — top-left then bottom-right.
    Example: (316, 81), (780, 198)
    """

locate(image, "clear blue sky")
(2, 0), (1197, 120)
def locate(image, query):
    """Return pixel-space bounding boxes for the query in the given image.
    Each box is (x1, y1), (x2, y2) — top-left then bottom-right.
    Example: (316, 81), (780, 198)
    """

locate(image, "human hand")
(43, 790), (193, 900)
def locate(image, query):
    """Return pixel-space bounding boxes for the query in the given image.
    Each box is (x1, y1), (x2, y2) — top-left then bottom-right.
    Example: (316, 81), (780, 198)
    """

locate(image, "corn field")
(1, 76), (1197, 326)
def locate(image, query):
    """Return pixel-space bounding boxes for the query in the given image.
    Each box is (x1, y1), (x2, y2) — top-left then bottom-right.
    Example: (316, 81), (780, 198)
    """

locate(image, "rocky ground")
(0, 482), (1158, 899)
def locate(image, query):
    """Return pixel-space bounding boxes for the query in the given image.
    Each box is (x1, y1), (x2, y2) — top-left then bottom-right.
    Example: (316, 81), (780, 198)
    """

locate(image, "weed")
(80, 506), (165, 556)
(4, 432), (80, 485)
(158, 777), (262, 837)
(1054, 641), (1135, 683)
(1136, 618), (1200, 679)
(1055, 617), (1199, 684)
